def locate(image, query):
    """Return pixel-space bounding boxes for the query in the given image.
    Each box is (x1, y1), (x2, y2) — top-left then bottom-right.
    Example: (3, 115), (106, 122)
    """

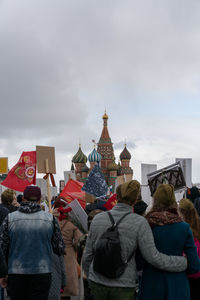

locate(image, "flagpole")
(45, 159), (52, 213)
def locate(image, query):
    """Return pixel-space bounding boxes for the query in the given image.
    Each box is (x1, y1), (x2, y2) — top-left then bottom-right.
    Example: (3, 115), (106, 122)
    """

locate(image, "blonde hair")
(179, 198), (200, 240)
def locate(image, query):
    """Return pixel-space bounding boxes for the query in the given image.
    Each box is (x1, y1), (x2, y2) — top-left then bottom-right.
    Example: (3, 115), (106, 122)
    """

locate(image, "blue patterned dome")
(88, 148), (102, 163)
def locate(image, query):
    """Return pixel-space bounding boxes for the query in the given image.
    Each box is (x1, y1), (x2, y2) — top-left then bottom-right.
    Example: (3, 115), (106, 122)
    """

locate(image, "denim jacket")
(0, 202), (65, 275)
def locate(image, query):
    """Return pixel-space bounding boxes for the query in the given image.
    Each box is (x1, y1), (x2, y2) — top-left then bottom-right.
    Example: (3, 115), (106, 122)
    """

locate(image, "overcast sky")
(1, 0), (200, 186)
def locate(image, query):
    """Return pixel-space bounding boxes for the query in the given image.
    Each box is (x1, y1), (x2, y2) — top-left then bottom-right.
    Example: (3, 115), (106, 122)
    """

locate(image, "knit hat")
(23, 185), (41, 202)
(153, 184), (176, 207)
(119, 180), (140, 204)
(1, 189), (16, 205)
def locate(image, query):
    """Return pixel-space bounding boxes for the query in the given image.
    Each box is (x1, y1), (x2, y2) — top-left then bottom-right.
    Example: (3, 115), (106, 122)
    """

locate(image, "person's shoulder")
(166, 221), (191, 234)
(0, 205), (9, 214)
(133, 212), (145, 220)
(131, 212), (147, 224)
(92, 210), (108, 221)
(39, 210), (53, 220)
(8, 209), (19, 217)
(178, 221), (190, 230)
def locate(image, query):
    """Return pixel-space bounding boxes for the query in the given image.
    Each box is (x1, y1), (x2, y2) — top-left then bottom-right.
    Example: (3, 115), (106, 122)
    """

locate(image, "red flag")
(59, 179), (86, 209)
(1, 151), (36, 192)
(103, 193), (117, 210)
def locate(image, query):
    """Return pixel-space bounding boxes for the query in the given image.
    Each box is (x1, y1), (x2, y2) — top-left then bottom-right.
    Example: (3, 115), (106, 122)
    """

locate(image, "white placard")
(69, 199), (88, 233)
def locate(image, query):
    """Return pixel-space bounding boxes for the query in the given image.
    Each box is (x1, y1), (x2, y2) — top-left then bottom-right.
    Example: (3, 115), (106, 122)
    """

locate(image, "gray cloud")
(1, 0), (200, 184)
(114, 141), (136, 150)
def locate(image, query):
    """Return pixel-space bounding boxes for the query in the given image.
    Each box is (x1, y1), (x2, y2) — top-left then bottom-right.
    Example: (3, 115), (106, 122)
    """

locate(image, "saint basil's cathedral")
(71, 112), (133, 190)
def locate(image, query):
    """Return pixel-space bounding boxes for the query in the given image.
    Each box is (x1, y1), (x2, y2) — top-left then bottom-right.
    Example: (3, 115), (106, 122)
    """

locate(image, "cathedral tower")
(97, 112), (114, 183)
(119, 144), (133, 180)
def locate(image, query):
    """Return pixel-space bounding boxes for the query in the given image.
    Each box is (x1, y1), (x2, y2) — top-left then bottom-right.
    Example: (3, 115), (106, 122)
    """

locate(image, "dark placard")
(147, 162), (186, 196)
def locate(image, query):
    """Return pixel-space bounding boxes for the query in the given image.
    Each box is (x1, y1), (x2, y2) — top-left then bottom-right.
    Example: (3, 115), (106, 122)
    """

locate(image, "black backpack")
(93, 211), (134, 279)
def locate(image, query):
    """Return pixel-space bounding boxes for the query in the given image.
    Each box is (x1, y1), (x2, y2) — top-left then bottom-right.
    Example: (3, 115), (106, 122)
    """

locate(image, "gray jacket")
(48, 254), (66, 300)
(83, 203), (187, 288)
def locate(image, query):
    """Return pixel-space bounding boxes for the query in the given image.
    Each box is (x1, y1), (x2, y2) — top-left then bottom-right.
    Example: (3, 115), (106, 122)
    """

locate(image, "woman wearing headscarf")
(53, 199), (83, 300)
(179, 198), (200, 300)
(137, 184), (200, 300)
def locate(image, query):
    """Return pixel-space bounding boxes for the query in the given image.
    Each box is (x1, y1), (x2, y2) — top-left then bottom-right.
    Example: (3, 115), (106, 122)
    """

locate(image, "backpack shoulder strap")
(107, 211), (115, 226)
(107, 211), (132, 227)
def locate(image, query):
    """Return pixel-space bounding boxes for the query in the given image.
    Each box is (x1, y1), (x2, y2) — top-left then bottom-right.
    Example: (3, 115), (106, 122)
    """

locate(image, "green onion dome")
(72, 145), (87, 164)
(120, 144), (131, 160)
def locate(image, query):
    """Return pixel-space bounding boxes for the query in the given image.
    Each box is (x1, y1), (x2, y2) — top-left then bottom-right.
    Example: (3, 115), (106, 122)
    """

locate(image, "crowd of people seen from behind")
(0, 181), (200, 300)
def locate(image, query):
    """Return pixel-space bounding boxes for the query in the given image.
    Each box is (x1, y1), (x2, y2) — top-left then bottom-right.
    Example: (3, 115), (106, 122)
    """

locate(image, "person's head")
(153, 184), (177, 209)
(54, 198), (67, 209)
(186, 186), (200, 201)
(116, 180), (140, 206)
(134, 200), (148, 216)
(179, 198), (200, 239)
(87, 209), (103, 230)
(1, 189), (16, 205)
(23, 185), (41, 203)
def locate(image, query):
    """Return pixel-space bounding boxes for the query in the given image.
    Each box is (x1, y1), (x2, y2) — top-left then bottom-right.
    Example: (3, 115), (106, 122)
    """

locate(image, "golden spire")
(103, 109), (108, 120)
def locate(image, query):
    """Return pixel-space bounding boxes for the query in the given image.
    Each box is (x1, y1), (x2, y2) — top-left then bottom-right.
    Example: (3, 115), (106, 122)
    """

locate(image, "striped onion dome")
(120, 144), (131, 160)
(72, 145), (87, 164)
(88, 148), (102, 163)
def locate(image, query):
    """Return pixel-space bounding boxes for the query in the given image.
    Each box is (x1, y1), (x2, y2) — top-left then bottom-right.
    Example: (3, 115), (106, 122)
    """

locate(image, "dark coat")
(0, 206), (9, 226)
(0, 246), (7, 277)
(138, 222), (200, 300)
(0, 203), (17, 214)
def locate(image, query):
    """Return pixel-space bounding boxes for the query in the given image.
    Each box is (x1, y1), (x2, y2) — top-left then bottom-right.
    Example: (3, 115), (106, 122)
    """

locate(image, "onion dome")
(72, 145), (87, 164)
(108, 160), (119, 171)
(103, 112), (108, 120)
(88, 148), (102, 163)
(120, 144), (131, 160)
(81, 165), (89, 173)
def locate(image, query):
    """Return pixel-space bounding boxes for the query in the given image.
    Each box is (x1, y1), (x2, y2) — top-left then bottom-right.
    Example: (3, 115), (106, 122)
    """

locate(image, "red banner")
(59, 179), (86, 209)
(1, 151), (36, 192)
(104, 193), (134, 213)
(103, 194), (117, 210)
